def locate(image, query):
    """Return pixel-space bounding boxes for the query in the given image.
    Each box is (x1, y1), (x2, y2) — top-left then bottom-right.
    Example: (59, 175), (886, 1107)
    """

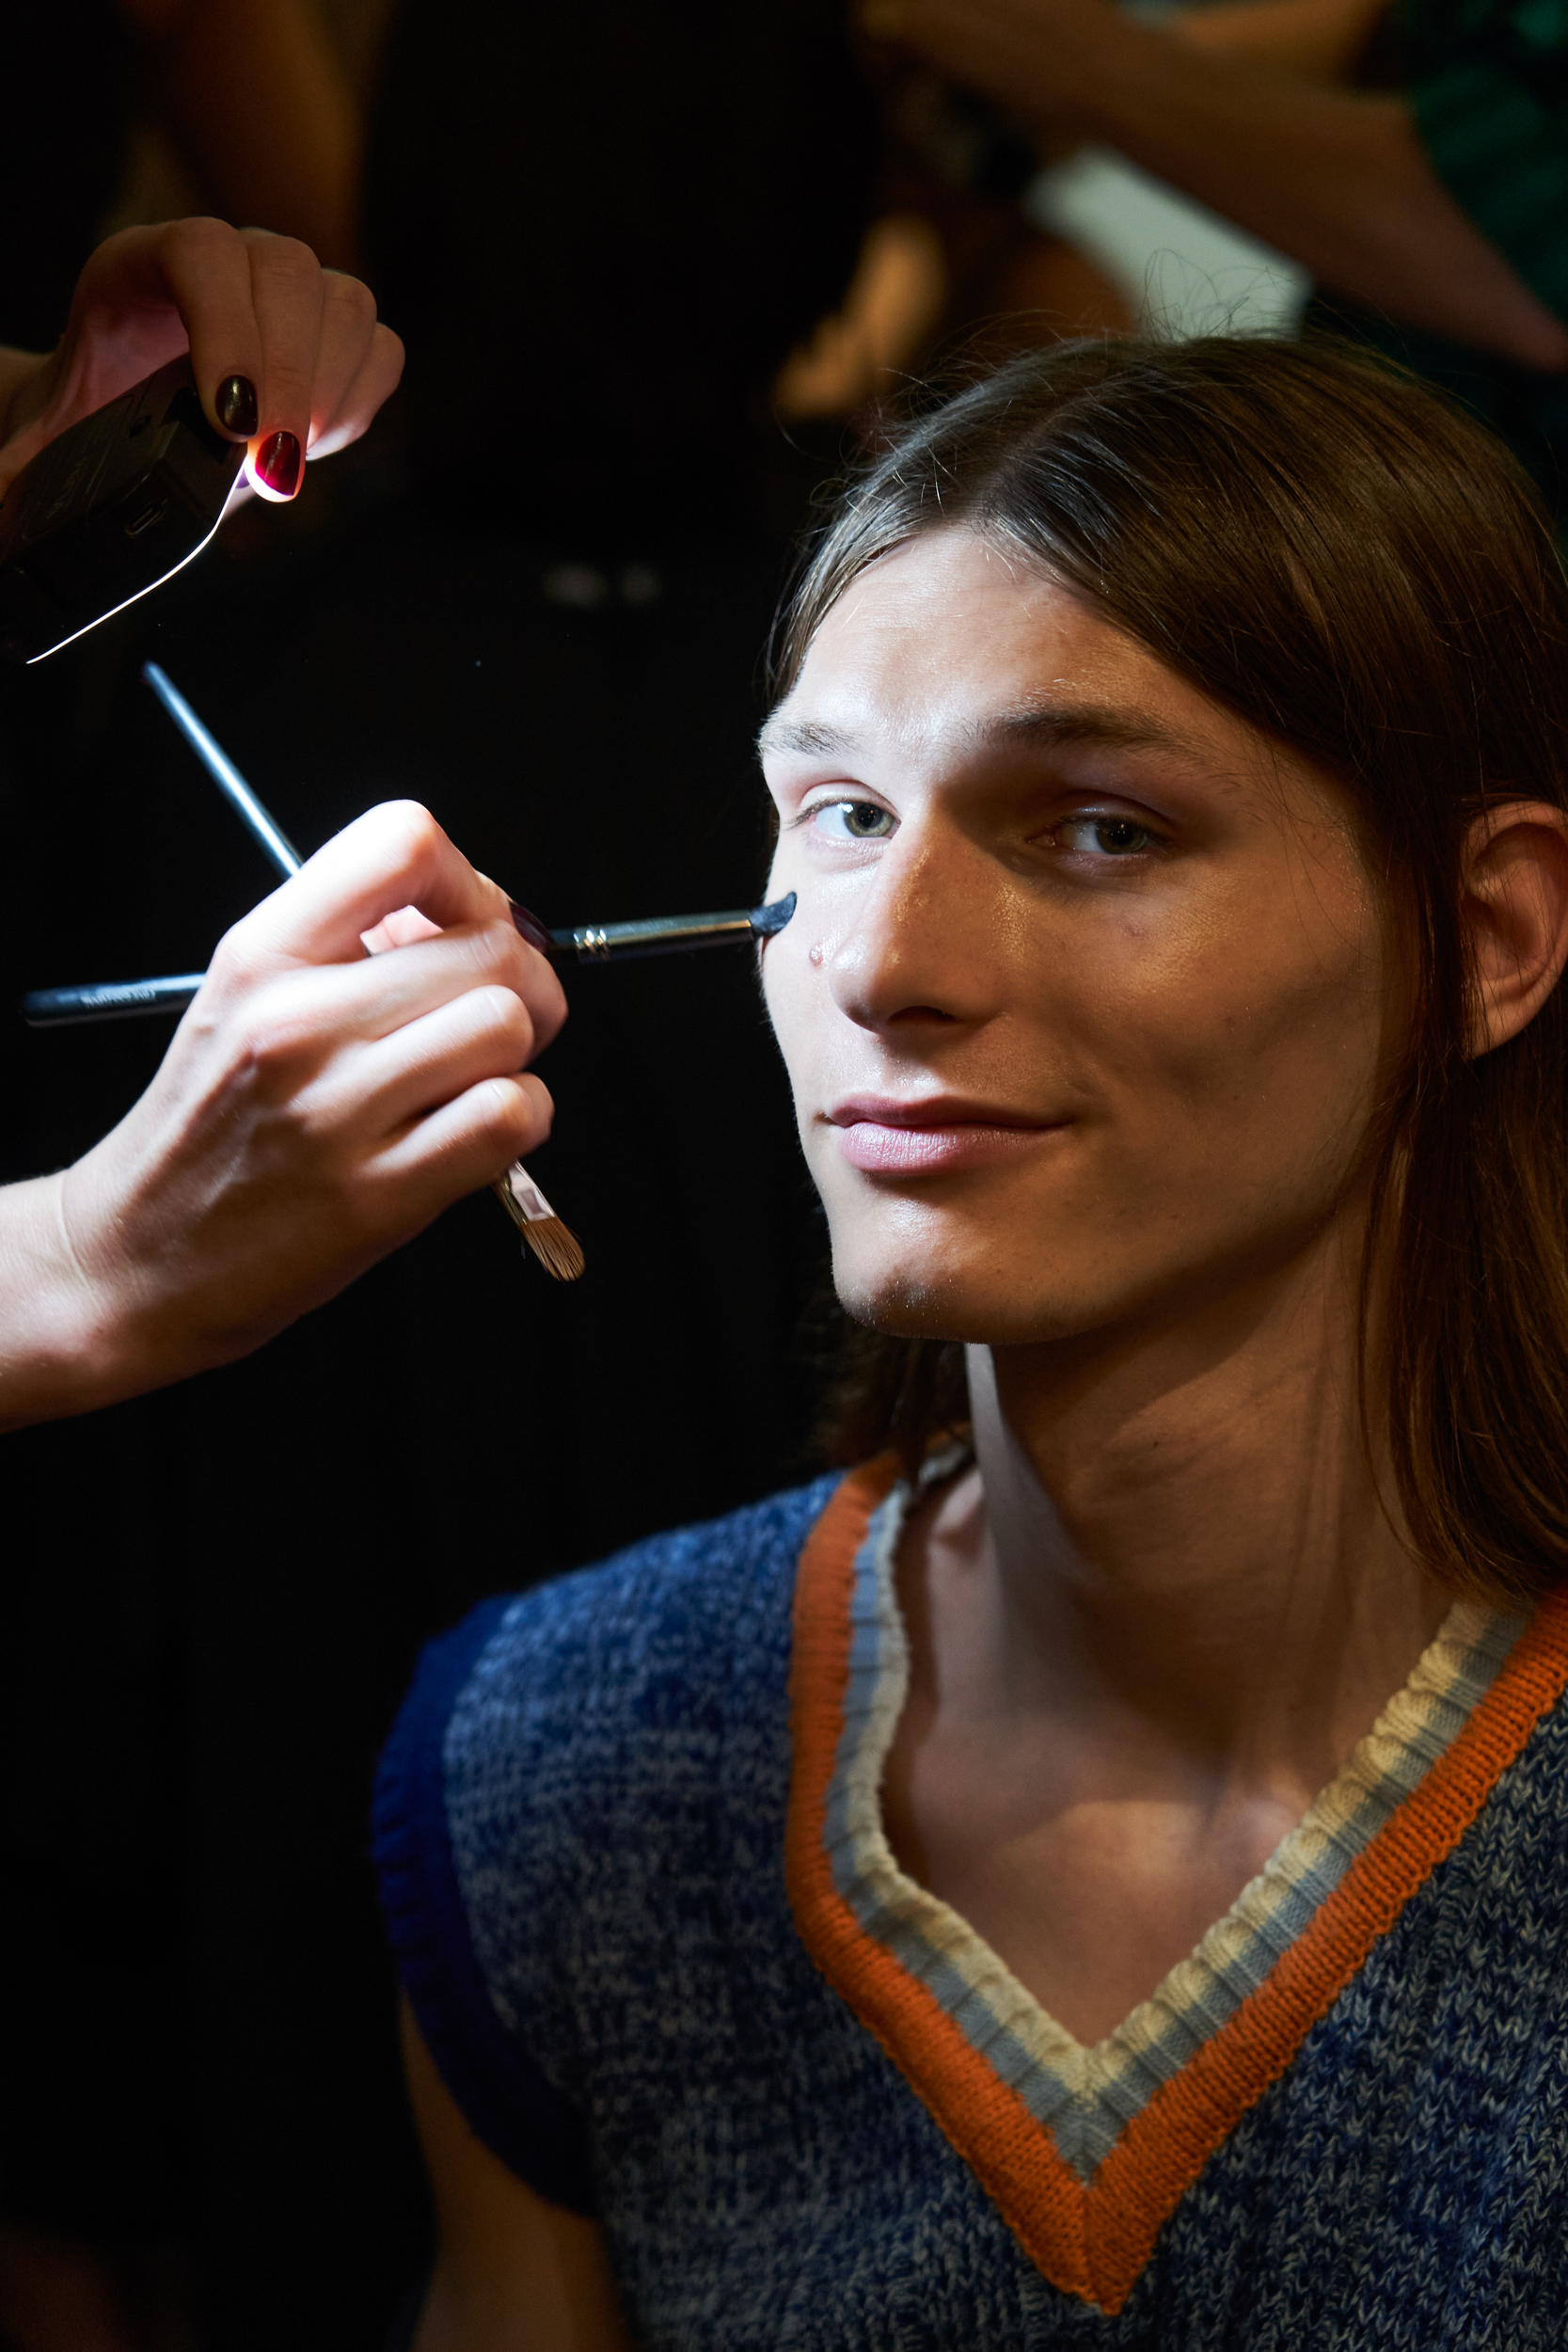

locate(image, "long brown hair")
(772, 336), (1568, 1606)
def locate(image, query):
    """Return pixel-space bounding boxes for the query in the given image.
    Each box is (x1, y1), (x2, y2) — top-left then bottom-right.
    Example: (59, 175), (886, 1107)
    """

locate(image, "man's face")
(759, 527), (1393, 1348)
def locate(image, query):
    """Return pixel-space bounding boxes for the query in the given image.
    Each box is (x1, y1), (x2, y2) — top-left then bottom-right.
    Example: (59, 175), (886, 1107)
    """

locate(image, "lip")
(824, 1094), (1068, 1176)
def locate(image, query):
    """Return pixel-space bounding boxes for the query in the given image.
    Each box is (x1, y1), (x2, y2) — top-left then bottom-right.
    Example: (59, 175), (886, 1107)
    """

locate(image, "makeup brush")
(23, 894), (799, 1021)
(51, 665), (590, 1280)
(492, 1164), (586, 1282)
(143, 662), (302, 878)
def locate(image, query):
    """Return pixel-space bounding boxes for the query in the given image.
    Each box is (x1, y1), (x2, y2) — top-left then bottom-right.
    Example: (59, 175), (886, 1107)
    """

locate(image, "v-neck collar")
(785, 1457), (1568, 2315)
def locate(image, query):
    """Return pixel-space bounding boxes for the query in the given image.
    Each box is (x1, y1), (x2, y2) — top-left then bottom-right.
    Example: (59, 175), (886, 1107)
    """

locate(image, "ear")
(1461, 802), (1568, 1057)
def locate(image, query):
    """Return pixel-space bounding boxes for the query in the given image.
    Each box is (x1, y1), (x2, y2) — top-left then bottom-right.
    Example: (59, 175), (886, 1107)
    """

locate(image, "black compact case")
(0, 357), (245, 666)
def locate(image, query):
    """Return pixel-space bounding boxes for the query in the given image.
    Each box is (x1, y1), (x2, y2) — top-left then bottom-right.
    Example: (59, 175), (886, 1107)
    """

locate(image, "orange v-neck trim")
(784, 1459), (1568, 2316)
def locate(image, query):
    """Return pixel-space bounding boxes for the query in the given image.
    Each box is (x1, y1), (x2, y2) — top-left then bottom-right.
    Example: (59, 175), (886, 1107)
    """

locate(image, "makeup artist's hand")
(0, 803), (564, 1429)
(0, 215), (404, 503)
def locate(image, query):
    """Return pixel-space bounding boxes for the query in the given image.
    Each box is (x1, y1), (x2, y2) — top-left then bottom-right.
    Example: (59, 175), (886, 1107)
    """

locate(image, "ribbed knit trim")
(786, 1458), (1568, 2314)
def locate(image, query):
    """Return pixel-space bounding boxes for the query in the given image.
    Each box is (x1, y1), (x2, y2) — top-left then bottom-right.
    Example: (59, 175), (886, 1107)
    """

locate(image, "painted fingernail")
(255, 430), (302, 498)
(509, 899), (552, 953)
(214, 375), (259, 437)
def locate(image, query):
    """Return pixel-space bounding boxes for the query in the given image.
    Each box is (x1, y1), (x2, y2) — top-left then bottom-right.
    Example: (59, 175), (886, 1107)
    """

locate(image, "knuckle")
(231, 1008), (315, 1081)
(205, 928), (268, 997)
(245, 230), (322, 280)
(200, 954), (319, 1080)
(325, 272), (378, 332)
(381, 797), (441, 851)
(472, 983), (534, 1052)
(369, 799), (445, 881)
(161, 215), (236, 273)
(473, 1075), (536, 1142)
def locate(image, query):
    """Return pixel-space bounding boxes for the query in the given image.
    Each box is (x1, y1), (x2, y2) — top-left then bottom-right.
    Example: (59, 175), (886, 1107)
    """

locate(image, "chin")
(831, 1244), (1055, 1347)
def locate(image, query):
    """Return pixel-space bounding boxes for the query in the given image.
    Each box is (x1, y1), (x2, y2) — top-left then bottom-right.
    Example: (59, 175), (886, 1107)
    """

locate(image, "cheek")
(1080, 891), (1389, 1177)
(759, 944), (819, 1106)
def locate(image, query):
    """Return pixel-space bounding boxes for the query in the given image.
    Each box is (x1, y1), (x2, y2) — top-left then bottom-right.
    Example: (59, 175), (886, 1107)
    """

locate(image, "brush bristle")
(519, 1214), (586, 1282)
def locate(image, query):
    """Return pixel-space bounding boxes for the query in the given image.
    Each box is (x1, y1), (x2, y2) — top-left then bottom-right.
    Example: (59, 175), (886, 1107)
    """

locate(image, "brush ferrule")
(547, 896), (794, 963)
(550, 912), (753, 961)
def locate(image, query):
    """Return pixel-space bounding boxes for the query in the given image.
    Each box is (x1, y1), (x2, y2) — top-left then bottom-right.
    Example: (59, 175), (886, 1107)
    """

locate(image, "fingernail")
(255, 430), (302, 498)
(215, 375), (259, 437)
(509, 899), (552, 953)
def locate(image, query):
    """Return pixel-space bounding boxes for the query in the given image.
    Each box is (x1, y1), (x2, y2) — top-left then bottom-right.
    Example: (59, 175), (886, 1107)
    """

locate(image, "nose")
(826, 824), (1006, 1038)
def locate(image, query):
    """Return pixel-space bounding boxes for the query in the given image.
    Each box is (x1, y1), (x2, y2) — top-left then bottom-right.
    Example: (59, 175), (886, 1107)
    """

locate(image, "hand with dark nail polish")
(215, 375), (259, 437)
(509, 901), (553, 953)
(255, 430), (303, 498)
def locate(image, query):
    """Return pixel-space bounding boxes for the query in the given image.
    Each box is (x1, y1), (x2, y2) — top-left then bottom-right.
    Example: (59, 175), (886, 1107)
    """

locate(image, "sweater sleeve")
(372, 1597), (598, 2216)
(1404, 6), (1568, 324)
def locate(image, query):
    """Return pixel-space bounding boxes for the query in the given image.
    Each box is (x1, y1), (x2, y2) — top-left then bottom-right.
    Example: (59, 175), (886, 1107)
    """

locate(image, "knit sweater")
(372, 1457), (1568, 2347)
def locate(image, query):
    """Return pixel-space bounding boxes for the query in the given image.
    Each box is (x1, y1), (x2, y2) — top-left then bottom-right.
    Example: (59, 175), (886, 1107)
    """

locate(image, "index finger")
(236, 803), (529, 967)
(139, 217), (269, 440)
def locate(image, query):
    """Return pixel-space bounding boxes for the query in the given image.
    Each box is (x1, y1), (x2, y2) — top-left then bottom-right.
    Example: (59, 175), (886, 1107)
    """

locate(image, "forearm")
(1169, 0), (1387, 86)
(156, 0), (361, 269)
(1056, 19), (1568, 367)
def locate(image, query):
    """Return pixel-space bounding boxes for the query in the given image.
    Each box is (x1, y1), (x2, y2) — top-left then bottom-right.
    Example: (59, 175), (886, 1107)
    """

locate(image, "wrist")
(0, 1172), (149, 1428)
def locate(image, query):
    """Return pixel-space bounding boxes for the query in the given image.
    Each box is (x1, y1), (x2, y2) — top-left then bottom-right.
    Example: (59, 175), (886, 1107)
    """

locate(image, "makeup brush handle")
(547, 893), (795, 962)
(20, 898), (797, 1025)
(550, 912), (754, 961)
(24, 975), (204, 1026)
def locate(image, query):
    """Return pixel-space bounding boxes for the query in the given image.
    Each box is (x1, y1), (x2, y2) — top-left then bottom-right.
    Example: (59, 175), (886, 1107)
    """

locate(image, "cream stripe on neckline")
(818, 1463), (1527, 2185)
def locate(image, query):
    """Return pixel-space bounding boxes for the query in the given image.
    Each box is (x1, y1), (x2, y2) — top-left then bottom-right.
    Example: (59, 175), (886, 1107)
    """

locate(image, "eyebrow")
(756, 700), (1201, 763)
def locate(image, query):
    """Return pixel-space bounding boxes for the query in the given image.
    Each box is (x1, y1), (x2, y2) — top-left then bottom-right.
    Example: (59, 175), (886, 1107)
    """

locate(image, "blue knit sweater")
(373, 1461), (1568, 2347)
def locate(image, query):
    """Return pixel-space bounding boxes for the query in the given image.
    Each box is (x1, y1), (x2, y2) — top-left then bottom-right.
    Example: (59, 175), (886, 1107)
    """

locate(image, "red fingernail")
(255, 430), (302, 498)
(509, 900), (553, 953)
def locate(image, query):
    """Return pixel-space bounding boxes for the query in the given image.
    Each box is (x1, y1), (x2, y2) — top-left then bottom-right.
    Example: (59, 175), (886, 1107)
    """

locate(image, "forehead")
(762, 530), (1208, 763)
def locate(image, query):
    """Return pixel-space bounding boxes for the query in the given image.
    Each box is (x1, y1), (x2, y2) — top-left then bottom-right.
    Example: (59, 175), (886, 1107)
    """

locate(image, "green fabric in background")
(1328, 0), (1568, 516)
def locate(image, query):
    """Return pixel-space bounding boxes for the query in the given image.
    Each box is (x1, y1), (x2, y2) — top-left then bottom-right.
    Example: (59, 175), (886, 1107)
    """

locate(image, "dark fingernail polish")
(509, 899), (552, 953)
(215, 374), (259, 437)
(255, 430), (302, 498)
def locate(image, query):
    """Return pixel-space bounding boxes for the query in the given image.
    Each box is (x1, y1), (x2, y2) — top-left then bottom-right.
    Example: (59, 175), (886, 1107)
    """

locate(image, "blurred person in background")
(858, 0), (1568, 509)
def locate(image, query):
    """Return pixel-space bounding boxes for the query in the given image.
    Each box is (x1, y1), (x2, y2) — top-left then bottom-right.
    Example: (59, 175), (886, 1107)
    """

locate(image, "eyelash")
(796, 797), (896, 842)
(795, 798), (1164, 860)
(1053, 815), (1162, 859)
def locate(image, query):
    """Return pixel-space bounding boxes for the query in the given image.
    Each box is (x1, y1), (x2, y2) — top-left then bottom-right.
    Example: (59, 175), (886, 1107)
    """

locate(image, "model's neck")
(966, 1232), (1450, 1792)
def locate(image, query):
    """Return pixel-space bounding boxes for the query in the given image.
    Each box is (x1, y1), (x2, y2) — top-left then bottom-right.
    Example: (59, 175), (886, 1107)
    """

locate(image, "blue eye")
(1060, 816), (1155, 857)
(811, 799), (896, 841)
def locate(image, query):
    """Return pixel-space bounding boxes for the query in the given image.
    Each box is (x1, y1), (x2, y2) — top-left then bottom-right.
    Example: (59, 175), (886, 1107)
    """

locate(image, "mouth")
(823, 1094), (1069, 1177)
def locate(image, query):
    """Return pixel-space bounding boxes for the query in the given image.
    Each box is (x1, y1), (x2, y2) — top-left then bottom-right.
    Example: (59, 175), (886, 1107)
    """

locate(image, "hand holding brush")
(0, 804), (565, 1427)
(143, 663), (584, 1282)
(24, 666), (800, 1285)
(357, 893), (583, 1282)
